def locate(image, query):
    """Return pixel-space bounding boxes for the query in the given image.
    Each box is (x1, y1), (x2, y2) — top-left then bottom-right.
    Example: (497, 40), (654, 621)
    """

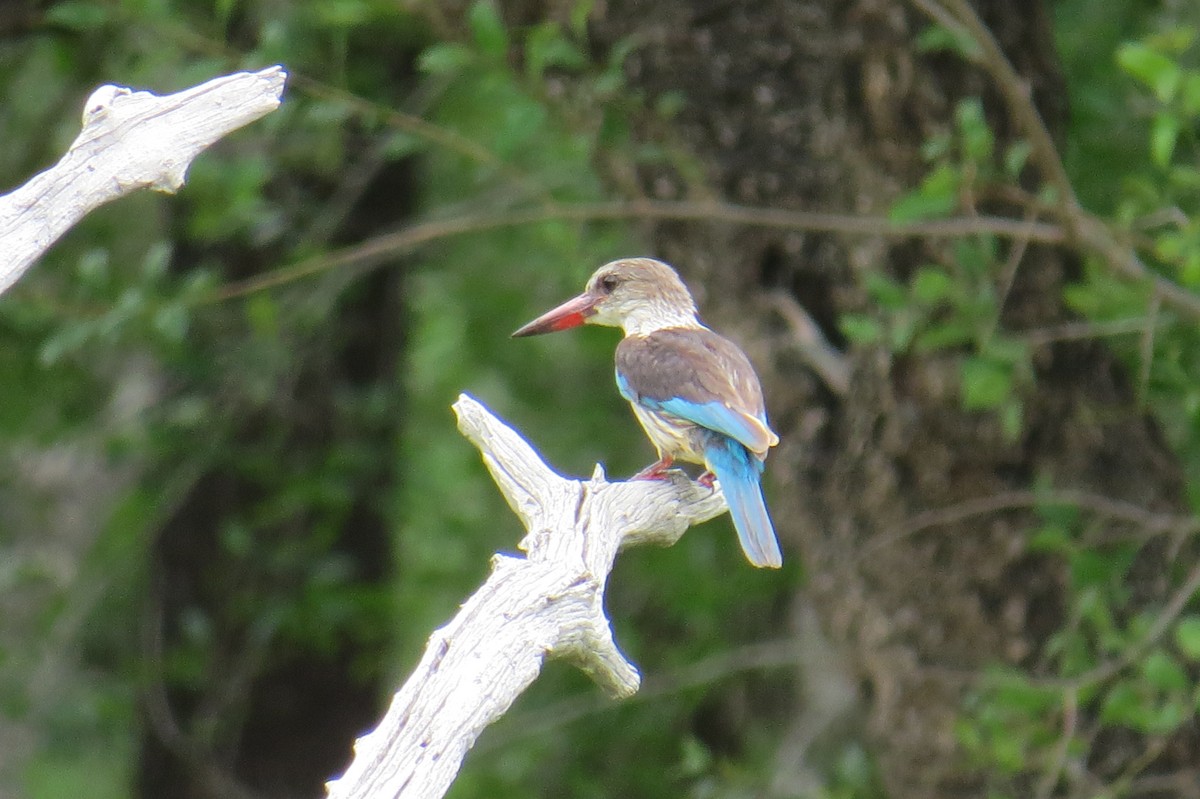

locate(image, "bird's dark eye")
(599, 275), (619, 294)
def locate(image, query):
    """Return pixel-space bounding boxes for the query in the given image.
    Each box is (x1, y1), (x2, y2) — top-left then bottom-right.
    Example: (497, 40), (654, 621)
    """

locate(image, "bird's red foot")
(634, 456), (674, 480)
(698, 471), (717, 489)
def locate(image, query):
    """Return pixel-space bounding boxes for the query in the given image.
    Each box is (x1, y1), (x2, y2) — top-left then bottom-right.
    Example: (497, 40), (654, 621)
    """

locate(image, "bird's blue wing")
(617, 368), (773, 455)
(618, 373), (765, 455)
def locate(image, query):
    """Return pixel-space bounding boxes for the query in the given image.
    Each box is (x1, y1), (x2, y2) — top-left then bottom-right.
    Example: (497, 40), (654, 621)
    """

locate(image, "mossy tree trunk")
(594, 1), (1193, 795)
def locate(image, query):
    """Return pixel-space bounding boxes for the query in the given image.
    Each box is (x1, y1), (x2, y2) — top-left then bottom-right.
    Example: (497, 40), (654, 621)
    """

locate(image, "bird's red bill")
(512, 292), (597, 337)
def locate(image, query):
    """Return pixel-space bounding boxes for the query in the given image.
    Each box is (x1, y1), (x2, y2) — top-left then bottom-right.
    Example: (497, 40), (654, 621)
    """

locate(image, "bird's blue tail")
(704, 437), (782, 568)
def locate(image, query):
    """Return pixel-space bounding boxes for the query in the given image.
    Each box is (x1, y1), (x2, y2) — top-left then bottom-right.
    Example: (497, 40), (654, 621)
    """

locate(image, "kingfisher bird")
(512, 257), (782, 568)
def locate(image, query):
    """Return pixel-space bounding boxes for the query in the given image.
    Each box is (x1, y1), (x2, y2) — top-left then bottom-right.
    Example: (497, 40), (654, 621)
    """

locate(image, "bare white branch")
(326, 394), (728, 799)
(0, 65), (287, 295)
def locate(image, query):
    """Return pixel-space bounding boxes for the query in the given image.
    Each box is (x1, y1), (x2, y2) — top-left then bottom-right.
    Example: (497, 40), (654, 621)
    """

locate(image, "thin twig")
(1039, 557), (1200, 690)
(1017, 317), (1164, 347)
(862, 488), (1200, 558)
(761, 290), (851, 396)
(983, 206), (1040, 344)
(1128, 770), (1200, 799)
(1034, 687), (1077, 799)
(917, 0), (1080, 215)
(209, 201), (1066, 301)
(908, 0), (1200, 323)
(140, 584), (263, 799)
(474, 639), (804, 755)
(1137, 293), (1161, 407)
(1112, 733), (1175, 798)
(1079, 216), (1200, 320)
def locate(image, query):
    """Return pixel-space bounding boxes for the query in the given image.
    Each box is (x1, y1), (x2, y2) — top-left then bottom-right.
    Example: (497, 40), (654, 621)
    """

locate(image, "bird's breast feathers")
(629, 402), (709, 464)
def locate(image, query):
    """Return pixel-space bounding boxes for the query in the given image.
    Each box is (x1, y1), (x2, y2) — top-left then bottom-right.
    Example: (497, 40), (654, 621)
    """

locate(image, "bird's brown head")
(512, 258), (699, 338)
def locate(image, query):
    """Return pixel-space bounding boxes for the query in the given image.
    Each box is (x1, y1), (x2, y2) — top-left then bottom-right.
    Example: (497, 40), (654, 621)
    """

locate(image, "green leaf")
(418, 43), (475, 75)
(1101, 678), (1186, 734)
(468, 0), (509, 58)
(654, 90), (687, 119)
(1143, 698), (1188, 734)
(889, 189), (956, 223)
(569, 0), (595, 36)
(1182, 72), (1200, 116)
(1000, 400), (1023, 441)
(1150, 112), (1181, 168)
(864, 272), (907, 309)
(961, 356), (1013, 410)
(953, 235), (998, 276)
(1174, 616), (1200, 661)
(677, 736), (713, 777)
(1182, 250), (1200, 289)
(888, 313), (918, 352)
(76, 248), (111, 290)
(840, 314), (883, 345)
(889, 163), (959, 222)
(152, 304), (189, 344)
(314, 0), (372, 27)
(955, 98), (993, 162)
(914, 320), (974, 350)
(1117, 42), (1180, 102)
(1140, 649), (1188, 692)
(914, 22), (981, 59)
(911, 266), (956, 304)
(988, 671), (1059, 714)
(245, 293), (280, 338)
(1154, 230), (1187, 263)
(1146, 25), (1197, 54)
(44, 1), (109, 31)
(526, 22), (586, 81)
(1100, 681), (1143, 726)
(215, 0), (236, 27)
(382, 131), (427, 159)
(39, 322), (96, 366)
(1169, 165), (1200, 191)
(989, 733), (1026, 774)
(1029, 522), (1071, 553)
(495, 97), (548, 155)
(1003, 140), (1032, 178)
(983, 337), (1030, 369)
(1069, 547), (1135, 590)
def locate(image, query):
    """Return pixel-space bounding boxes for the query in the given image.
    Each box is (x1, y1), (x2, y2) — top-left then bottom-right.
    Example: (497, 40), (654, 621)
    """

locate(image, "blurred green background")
(2, 0), (1199, 798)
(1, 2), (792, 796)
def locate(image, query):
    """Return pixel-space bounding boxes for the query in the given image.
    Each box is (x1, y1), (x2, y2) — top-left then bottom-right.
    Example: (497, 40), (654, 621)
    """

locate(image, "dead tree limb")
(0, 65), (287, 295)
(325, 393), (729, 799)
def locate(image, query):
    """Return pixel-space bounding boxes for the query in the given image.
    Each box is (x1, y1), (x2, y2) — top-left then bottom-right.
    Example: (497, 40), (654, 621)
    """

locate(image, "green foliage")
(1, 1), (799, 797)
(850, 6), (1200, 794)
(9, 0), (1198, 797)
(841, 94), (1037, 438)
(959, 486), (1200, 790)
(842, 226), (1031, 439)
(1116, 27), (1199, 167)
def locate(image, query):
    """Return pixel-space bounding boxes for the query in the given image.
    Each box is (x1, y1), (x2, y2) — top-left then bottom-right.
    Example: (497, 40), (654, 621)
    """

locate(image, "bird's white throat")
(618, 303), (704, 336)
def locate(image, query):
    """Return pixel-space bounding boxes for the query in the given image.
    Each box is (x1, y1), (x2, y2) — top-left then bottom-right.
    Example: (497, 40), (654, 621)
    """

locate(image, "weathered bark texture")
(0, 67), (286, 294)
(592, 1), (1190, 796)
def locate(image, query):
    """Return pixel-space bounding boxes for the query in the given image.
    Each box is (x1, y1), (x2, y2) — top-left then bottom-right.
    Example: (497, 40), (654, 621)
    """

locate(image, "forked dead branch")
(325, 393), (728, 799)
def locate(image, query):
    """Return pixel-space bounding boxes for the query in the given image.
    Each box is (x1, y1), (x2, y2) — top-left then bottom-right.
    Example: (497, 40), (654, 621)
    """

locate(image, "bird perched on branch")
(513, 257), (782, 568)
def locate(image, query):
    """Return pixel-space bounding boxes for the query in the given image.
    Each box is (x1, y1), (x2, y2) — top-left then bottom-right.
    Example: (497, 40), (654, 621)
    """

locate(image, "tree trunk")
(593, 1), (1189, 795)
